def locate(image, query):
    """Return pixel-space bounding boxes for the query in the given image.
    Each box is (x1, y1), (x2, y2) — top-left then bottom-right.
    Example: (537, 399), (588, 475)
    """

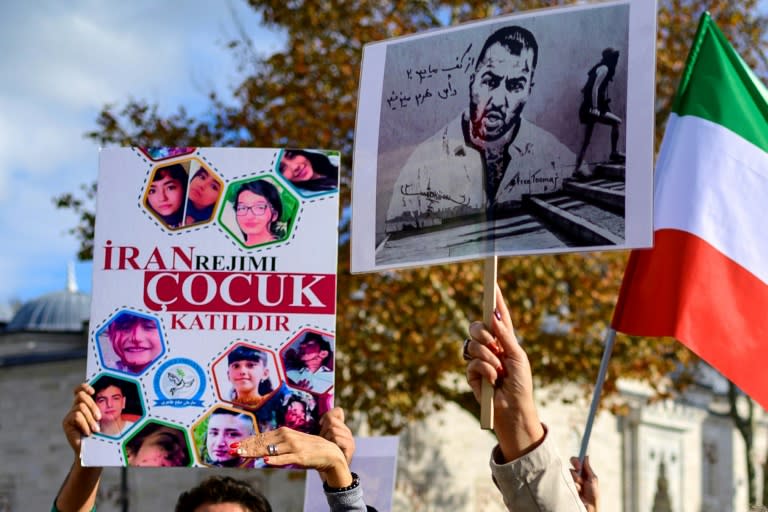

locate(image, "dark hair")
(258, 380), (274, 396)
(298, 332), (334, 370)
(228, 346), (274, 395)
(92, 375), (143, 416)
(147, 163), (188, 227)
(211, 407), (241, 417)
(476, 25), (538, 73)
(602, 47), (619, 64)
(209, 407), (254, 426)
(202, 409), (255, 467)
(175, 476), (272, 512)
(207, 409), (255, 440)
(92, 375), (127, 395)
(280, 150), (339, 191)
(107, 312), (156, 335)
(185, 168), (220, 224)
(126, 422), (190, 467)
(228, 346), (268, 366)
(282, 394), (317, 433)
(285, 394), (308, 412)
(234, 179), (283, 239)
(106, 313), (160, 373)
(600, 47), (620, 81)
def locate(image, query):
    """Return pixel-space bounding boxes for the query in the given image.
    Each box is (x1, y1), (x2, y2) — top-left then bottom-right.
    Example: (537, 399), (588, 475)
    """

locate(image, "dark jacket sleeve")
(324, 483), (368, 511)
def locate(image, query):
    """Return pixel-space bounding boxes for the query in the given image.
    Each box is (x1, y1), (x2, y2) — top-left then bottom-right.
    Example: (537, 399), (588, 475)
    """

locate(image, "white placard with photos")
(82, 147), (340, 468)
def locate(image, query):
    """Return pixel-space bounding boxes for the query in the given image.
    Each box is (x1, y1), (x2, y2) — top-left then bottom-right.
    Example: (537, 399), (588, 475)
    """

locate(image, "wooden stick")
(578, 327), (617, 463)
(480, 255), (498, 430)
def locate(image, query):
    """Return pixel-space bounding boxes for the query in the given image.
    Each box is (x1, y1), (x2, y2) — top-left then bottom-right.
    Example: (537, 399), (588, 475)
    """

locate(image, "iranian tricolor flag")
(611, 13), (768, 409)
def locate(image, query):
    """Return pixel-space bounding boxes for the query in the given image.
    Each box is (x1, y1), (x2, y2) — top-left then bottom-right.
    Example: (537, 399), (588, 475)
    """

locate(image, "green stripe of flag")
(672, 12), (768, 153)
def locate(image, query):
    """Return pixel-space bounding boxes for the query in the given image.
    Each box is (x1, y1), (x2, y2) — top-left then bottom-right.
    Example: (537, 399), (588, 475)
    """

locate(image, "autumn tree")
(58, 0), (767, 443)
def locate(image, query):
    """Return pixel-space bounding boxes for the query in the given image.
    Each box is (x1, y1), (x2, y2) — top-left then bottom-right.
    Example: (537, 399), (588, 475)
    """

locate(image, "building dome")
(6, 289), (90, 332)
(5, 263), (91, 332)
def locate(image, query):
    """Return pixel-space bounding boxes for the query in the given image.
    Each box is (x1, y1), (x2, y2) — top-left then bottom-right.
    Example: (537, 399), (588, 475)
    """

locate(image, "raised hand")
(320, 407), (355, 466)
(63, 383), (102, 454)
(464, 284), (545, 462)
(570, 456), (599, 512)
(233, 427), (353, 488)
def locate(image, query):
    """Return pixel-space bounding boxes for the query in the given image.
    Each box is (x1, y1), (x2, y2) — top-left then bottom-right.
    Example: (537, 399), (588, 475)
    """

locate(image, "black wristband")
(323, 472), (360, 493)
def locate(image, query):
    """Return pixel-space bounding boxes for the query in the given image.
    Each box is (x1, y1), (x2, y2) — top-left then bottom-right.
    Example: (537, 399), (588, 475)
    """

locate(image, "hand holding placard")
(465, 283), (545, 460)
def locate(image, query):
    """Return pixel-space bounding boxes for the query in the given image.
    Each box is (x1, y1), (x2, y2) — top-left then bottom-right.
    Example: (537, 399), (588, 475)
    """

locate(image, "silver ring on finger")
(462, 338), (472, 361)
(267, 443), (279, 456)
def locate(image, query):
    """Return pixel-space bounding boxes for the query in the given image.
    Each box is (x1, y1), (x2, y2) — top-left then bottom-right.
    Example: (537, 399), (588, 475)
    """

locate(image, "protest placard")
(351, 0), (656, 272)
(82, 147), (340, 468)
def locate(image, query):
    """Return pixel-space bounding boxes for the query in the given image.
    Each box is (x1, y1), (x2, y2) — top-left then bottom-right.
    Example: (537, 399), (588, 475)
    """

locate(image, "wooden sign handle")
(480, 255), (497, 430)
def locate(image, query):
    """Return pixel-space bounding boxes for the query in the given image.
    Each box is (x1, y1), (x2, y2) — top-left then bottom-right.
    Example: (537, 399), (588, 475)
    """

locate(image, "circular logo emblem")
(153, 358), (206, 407)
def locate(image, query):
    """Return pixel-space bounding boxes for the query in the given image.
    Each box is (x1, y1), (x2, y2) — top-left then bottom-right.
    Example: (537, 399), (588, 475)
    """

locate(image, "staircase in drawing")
(524, 161), (626, 246)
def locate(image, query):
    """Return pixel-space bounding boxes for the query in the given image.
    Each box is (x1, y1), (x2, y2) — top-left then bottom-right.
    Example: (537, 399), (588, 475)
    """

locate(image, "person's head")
(147, 164), (188, 226)
(126, 423), (189, 467)
(469, 25), (538, 143)
(283, 395), (310, 431)
(601, 47), (620, 68)
(279, 150), (338, 184)
(234, 180), (282, 245)
(106, 313), (163, 374)
(600, 47), (620, 82)
(93, 377), (127, 425)
(205, 409), (255, 465)
(188, 168), (222, 210)
(297, 332), (333, 371)
(227, 346), (273, 399)
(174, 476), (272, 512)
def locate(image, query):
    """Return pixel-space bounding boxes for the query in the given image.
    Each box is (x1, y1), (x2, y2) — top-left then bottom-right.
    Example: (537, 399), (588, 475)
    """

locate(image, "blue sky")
(0, 1), (281, 307)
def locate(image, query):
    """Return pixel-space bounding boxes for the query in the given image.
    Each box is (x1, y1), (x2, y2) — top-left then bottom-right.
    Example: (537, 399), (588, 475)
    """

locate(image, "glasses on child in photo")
(235, 204), (272, 216)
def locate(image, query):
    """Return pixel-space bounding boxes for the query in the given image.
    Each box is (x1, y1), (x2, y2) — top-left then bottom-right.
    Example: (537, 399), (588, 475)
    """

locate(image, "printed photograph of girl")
(184, 165), (223, 226)
(278, 149), (339, 195)
(144, 163), (188, 229)
(219, 176), (299, 249)
(213, 345), (282, 411)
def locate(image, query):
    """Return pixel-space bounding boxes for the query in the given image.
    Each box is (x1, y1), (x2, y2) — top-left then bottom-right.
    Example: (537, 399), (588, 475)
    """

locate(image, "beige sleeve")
(489, 427), (586, 512)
